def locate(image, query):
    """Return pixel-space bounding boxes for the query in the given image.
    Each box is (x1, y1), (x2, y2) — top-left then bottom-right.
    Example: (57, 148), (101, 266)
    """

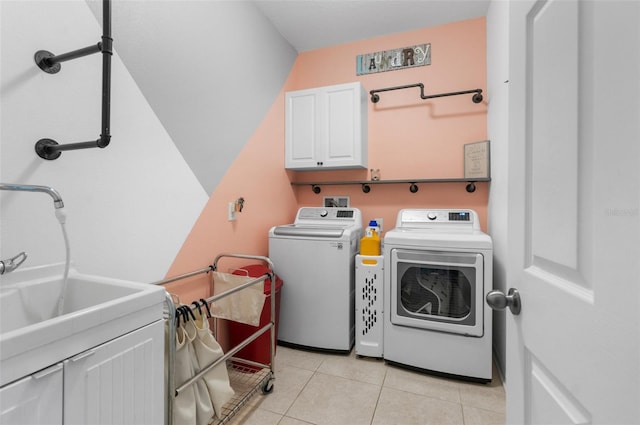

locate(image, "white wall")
(0, 0), (208, 282)
(486, 0), (509, 379)
(89, 0), (298, 195)
(1, 0), (296, 283)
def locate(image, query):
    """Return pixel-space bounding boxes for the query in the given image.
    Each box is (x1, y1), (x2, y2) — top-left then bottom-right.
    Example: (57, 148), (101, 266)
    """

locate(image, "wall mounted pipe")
(34, 0), (112, 160)
(370, 83), (483, 104)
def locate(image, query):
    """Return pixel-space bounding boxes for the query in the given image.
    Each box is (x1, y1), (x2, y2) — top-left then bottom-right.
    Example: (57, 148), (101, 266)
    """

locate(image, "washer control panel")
(297, 208), (355, 220)
(294, 207), (362, 228)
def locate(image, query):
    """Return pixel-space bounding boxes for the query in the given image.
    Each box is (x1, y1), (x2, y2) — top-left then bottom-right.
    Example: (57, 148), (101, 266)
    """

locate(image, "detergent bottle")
(360, 219), (381, 256)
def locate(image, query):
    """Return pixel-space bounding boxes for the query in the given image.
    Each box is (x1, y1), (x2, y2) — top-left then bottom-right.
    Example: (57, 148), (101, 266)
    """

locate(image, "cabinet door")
(63, 321), (164, 425)
(322, 83), (367, 169)
(285, 82), (367, 170)
(0, 364), (63, 425)
(285, 89), (321, 169)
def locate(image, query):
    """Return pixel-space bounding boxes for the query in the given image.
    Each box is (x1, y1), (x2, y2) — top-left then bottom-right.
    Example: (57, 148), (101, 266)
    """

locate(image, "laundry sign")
(356, 43), (431, 75)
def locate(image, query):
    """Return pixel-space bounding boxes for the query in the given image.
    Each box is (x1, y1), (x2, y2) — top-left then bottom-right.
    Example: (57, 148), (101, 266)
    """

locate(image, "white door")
(499, 1), (640, 423)
(323, 83), (365, 168)
(285, 89), (320, 169)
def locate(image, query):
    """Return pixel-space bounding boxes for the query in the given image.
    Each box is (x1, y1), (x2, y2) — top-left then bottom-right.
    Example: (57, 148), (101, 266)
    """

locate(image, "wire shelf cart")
(157, 253), (276, 425)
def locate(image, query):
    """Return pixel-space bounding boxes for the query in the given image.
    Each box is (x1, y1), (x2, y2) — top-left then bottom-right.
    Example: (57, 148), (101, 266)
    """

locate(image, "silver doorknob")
(486, 288), (521, 315)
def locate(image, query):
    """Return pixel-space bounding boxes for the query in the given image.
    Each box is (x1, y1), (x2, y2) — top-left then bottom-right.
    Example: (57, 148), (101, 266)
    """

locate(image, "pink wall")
(289, 17), (488, 233)
(164, 17), (487, 305)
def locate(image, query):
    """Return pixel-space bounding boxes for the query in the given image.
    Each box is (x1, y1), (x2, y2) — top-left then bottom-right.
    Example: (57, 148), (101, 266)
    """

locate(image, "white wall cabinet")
(0, 363), (63, 425)
(0, 320), (163, 425)
(285, 82), (367, 170)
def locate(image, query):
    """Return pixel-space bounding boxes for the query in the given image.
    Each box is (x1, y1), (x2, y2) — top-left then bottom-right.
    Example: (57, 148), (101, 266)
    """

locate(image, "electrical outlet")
(374, 217), (384, 232)
(323, 196), (350, 208)
(228, 202), (236, 221)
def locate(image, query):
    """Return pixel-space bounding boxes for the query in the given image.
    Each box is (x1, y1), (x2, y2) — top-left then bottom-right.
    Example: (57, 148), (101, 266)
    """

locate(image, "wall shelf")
(291, 177), (491, 194)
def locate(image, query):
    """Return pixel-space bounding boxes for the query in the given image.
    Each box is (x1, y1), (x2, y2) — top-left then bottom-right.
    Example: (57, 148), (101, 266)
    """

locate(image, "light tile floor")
(227, 347), (505, 425)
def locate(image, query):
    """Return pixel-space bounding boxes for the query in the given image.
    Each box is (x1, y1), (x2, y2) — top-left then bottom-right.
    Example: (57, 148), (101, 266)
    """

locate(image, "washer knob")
(427, 212), (437, 221)
(320, 210), (329, 217)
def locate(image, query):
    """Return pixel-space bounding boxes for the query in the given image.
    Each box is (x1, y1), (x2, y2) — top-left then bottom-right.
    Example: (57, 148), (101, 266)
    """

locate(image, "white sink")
(0, 265), (166, 386)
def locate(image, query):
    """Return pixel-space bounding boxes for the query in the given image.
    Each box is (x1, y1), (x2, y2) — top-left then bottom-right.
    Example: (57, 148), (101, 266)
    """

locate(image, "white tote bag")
(210, 271), (265, 326)
(183, 318), (216, 425)
(191, 308), (235, 418)
(165, 321), (196, 425)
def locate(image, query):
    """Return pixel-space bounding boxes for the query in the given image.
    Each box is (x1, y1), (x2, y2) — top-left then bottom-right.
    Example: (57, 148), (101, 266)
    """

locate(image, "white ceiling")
(253, 0), (491, 52)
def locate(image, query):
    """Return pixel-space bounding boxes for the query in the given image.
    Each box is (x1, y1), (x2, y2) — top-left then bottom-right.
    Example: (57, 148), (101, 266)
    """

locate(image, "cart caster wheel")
(262, 380), (274, 394)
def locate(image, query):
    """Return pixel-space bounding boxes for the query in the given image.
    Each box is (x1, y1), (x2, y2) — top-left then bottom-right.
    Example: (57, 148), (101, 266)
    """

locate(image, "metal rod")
(51, 140), (102, 152)
(99, 0), (112, 148)
(152, 266), (213, 286)
(42, 43), (102, 66)
(370, 83), (483, 104)
(163, 292), (177, 425)
(269, 270), (276, 378)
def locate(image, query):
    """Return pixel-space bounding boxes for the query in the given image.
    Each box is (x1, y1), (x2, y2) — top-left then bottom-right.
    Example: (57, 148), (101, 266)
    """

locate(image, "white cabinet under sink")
(285, 82), (368, 170)
(0, 267), (166, 424)
(64, 320), (164, 425)
(0, 320), (163, 425)
(0, 363), (63, 425)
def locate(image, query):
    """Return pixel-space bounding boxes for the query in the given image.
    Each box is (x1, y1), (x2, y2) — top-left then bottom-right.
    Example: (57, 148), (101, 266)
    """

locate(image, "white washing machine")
(269, 207), (362, 352)
(383, 209), (493, 382)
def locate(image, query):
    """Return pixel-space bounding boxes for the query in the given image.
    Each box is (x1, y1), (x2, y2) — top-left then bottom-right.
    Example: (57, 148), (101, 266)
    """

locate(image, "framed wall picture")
(464, 140), (491, 179)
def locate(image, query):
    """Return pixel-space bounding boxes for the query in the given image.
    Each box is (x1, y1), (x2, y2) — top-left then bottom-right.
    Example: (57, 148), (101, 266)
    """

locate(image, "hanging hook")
(174, 309), (182, 327)
(192, 301), (203, 317)
(466, 182), (477, 193)
(361, 183), (371, 193)
(200, 298), (212, 318)
(312, 185), (321, 194)
(177, 306), (188, 323)
(185, 305), (196, 322)
(409, 183), (419, 193)
(181, 306), (190, 322)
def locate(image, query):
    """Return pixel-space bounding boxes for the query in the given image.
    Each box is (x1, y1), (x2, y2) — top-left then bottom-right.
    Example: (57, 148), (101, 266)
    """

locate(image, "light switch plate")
(228, 202), (236, 221)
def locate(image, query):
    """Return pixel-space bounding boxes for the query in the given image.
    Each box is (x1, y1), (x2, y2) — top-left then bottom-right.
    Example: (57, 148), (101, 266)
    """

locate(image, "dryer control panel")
(396, 209), (479, 230)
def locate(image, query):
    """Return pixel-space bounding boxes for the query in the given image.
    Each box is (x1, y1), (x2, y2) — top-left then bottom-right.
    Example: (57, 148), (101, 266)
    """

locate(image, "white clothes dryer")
(383, 209), (493, 382)
(269, 207), (362, 352)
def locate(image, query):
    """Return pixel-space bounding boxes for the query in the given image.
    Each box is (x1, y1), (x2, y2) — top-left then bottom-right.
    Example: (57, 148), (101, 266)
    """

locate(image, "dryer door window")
(399, 265), (473, 320)
(391, 249), (484, 337)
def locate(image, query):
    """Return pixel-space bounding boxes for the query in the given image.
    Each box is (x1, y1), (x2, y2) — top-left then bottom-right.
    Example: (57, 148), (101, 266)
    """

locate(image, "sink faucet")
(0, 183), (64, 209)
(0, 252), (27, 275)
(0, 183), (66, 275)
